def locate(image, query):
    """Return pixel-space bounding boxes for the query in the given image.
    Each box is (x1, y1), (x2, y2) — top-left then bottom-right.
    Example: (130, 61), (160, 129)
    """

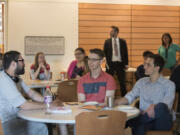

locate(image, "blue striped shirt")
(125, 76), (175, 111)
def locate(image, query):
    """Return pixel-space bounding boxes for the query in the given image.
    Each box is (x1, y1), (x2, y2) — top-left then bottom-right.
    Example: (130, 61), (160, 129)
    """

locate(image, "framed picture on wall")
(24, 36), (65, 55)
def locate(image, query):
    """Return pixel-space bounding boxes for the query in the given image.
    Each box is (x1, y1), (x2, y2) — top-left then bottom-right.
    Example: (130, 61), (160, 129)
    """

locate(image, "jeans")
(127, 103), (173, 135)
(2, 118), (48, 135)
(106, 62), (127, 96)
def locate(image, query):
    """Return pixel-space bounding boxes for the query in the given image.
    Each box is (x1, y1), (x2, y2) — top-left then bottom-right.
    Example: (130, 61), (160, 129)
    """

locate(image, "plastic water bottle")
(44, 86), (53, 111)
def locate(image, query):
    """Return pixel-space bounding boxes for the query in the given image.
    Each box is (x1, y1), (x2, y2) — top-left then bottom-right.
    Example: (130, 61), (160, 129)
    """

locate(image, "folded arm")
(27, 89), (44, 102)
(20, 100), (45, 110)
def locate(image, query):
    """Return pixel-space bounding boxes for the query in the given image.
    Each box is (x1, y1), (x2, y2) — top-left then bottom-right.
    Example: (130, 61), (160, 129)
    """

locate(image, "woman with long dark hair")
(67, 48), (88, 79)
(158, 33), (180, 70)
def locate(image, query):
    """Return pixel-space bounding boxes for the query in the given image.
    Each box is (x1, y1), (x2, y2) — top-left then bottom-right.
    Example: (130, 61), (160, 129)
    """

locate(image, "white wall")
(6, 0), (180, 80)
(7, 0), (78, 80)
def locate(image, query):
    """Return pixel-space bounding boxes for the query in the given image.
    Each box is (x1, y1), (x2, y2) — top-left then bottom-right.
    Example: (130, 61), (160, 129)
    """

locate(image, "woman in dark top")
(67, 48), (88, 79)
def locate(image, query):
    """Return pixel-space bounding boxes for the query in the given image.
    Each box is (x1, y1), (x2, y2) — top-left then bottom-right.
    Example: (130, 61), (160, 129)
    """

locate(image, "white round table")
(25, 80), (61, 89)
(18, 104), (140, 124)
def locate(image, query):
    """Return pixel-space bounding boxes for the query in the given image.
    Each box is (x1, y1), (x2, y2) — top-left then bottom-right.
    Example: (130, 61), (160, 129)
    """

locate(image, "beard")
(15, 65), (25, 75)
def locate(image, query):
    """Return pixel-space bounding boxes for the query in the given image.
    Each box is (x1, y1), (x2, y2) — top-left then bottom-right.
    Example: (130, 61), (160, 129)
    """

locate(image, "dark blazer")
(103, 38), (128, 68)
(170, 65), (180, 92)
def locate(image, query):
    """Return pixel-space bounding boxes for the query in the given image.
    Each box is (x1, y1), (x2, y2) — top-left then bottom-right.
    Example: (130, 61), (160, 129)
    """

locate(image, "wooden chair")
(57, 79), (78, 102)
(146, 131), (173, 135)
(0, 120), (4, 135)
(146, 92), (179, 135)
(76, 111), (127, 135)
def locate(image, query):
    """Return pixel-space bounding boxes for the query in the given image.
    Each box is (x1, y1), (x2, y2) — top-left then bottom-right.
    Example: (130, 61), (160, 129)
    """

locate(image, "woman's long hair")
(83, 56), (90, 74)
(75, 48), (89, 74)
(34, 52), (47, 72)
(161, 33), (173, 47)
(75, 48), (85, 54)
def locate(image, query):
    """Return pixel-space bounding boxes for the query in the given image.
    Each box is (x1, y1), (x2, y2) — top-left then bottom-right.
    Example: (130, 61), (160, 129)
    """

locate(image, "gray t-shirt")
(0, 71), (30, 123)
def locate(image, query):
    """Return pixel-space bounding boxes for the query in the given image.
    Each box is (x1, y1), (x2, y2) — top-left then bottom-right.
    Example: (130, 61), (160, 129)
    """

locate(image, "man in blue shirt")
(115, 54), (175, 135)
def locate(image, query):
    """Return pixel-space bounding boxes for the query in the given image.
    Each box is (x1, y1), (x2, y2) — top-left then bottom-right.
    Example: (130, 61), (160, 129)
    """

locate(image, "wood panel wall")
(131, 5), (180, 67)
(79, 3), (180, 67)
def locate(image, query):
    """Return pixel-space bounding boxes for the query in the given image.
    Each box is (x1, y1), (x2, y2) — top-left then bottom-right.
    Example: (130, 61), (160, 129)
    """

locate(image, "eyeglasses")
(75, 53), (83, 56)
(143, 62), (152, 67)
(87, 58), (102, 62)
(15, 59), (24, 63)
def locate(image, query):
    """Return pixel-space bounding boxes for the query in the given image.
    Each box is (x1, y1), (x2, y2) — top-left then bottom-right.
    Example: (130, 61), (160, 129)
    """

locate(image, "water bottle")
(44, 86), (53, 111)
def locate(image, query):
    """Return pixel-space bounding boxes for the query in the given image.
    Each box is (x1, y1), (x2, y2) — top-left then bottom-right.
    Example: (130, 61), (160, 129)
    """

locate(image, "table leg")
(47, 123), (54, 135)
(41, 88), (45, 96)
(58, 124), (68, 135)
(73, 124), (76, 135)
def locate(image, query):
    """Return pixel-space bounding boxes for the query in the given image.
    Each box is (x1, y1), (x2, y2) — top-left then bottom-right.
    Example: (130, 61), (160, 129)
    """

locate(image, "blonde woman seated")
(30, 52), (51, 80)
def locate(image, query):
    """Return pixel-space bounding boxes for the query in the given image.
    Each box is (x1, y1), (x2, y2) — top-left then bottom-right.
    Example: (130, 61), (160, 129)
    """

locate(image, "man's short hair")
(89, 48), (104, 59)
(111, 26), (119, 34)
(3, 51), (20, 70)
(143, 51), (154, 58)
(150, 54), (165, 73)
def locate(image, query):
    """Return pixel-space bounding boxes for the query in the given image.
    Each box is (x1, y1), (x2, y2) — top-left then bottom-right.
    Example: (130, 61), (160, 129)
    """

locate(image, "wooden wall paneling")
(132, 16), (180, 22)
(79, 27), (131, 33)
(132, 22), (179, 28)
(79, 39), (131, 46)
(132, 33), (179, 39)
(79, 3), (131, 9)
(79, 9), (131, 16)
(79, 21), (131, 27)
(79, 15), (131, 21)
(131, 5), (179, 11)
(131, 5), (180, 67)
(132, 10), (180, 17)
(79, 3), (180, 68)
(79, 33), (131, 39)
(132, 45), (159, 50)
(79, 44), (100, 48)
(131, 49), (157, 55)
(132, 27), (180, 33)
(79, 3), (132, 67)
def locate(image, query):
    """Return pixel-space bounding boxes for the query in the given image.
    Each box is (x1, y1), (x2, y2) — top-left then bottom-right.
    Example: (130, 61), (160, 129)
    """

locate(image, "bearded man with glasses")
(77, 48), (116, 106)
(0, 51), (48, 135)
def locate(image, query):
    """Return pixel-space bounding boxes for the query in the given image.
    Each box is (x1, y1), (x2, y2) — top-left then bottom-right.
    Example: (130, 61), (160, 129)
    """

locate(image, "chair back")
(76, 111), (127, 135)
(57, 79), (78, 102)
(0, 120), (4, 135)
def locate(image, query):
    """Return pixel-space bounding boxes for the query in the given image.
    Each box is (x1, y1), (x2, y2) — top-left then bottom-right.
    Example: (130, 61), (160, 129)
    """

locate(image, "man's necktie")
(114, 39), (118, 56)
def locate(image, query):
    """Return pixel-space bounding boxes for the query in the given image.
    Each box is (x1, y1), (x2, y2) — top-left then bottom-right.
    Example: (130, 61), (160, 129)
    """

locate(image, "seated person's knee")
(155, 103), (169, 116)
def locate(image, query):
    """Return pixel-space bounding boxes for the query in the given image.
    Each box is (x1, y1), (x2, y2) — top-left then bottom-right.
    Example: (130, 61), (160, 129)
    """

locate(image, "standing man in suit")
(104, 26), (128, 96)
